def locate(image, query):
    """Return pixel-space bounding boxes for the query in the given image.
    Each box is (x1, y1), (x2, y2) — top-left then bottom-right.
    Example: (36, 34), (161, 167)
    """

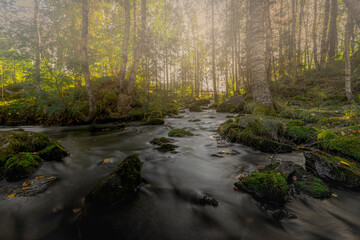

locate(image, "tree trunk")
(250, 0), (273, 108)
(291, 0), (297, 75)
(34, 0), (41, 84)
(320, 0), (330, 68)
(127, 0), (146, 96)
(312, 0), (319, 69)
(297, 0), (305, 71)
(328, 0), (338, 59)
(264, 0), (272, 82)
(343, 0), (360, 29)
(279, 0), (284, 76)
(118, 0), (131, 91)
(211, 0), (217, 102)
(81, 0), (96, 122)
(1, 64), (4, 101)
(344, 10), (354, 102)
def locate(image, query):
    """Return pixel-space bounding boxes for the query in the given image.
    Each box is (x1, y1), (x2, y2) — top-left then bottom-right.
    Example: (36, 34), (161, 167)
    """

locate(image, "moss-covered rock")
(86, 155), (143, 204)
(235, 171), (289, 207)
(286, 120), (317, 144)
(4, 153), (43, 181)
(237, 132), (293, 153)
(37, 141), (69, 161)
(144, 118), (165, 125)
(168, 129), (194, 137)
(189, 105), (203, 112)
(318, 130), (360, 162)
(150, 137), (174, 146)
(216, 96), (245, 113)
(295, 177), (331, 199)
(157, 143), (179, 153)
(127, 108), (143, 121)
(305, 151), (360, 189)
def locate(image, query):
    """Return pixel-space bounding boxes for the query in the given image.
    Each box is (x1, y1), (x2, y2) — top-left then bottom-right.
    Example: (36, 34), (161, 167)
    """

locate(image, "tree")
(343, 0), (360, 29)
(81, 0), (96, 122)
(249, 0), (273, 108)
(320, 0), (330, 68)
(312, 0), (319, 69)
(344, 9), (354, 102)
(34, 0), (41, 84)
(328, 0), (338, 59)
(127, 0), (146, 96)
(118, 0), (131, 91)
(211, 0), (217, 102)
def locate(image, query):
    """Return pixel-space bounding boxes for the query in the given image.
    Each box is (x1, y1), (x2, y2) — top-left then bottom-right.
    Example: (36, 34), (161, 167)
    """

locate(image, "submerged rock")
(5, 176), (58, 198)
(86, 155), (143, 204)
(193, 193), (219, 207)
(144, 118), (165, 125)
(168, 129), (194, 138)
(156, 143), (179, 153)
(305, 151), (360, 189)
(151, 137), (174, 145)
(216, 96), (245, 113)
(37, 141), (69, 161)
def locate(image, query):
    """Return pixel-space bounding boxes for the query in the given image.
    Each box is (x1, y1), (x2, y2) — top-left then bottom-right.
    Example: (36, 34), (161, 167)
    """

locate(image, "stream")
(0, 109), (360, 240)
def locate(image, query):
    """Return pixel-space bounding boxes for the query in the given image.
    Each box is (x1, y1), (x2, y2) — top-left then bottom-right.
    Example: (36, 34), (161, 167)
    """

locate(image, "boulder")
(305, 151), (360, 189)
(4, 153), (43, 181)
(216, 96), (245, 113)
(168, 129), (194, 138)
(86, 155), (143, 204)
(189, 105), (203, 112)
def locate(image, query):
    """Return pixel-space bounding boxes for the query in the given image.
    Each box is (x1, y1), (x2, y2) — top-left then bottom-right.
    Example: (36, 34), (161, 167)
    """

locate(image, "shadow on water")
(0, 109), (360, 240)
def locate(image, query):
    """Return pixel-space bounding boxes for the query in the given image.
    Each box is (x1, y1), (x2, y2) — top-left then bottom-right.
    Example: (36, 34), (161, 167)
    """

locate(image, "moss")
(235, 171), (289, 207)
(8, 131), (50, 153)
(127, 109), (144, 121)
(168, 129), (193, 138)
(37, 141), (69, 161)
(86, 155), (143, 204)
(144, 118), (165, 125)
(4, 153), (43, 181)
(305, 151), (360, 188)
(227, 128), (240, 142)
(295, 177), (331, 199)
(252, 105), (276, 116)
(218, 123), (239, 136)
(318, 130), (360, 161)
(151, 137), (174, 146)
(286, 120), (317, 144)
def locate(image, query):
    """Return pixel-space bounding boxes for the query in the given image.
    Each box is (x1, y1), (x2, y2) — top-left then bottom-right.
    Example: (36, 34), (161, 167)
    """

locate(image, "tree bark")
(250, 0), (273, 108)
(312, 0), (319, 69)
(297, 0), (305, 71)
(211, 0), (217, 102)
(343, 0), (360, 29)
(127, 0), (146, 96)
(328, 0), (338, 59)
(118, 0), (131, 91)
(34, 0), (41, 84)
(344, 9), (354, 102)
(81, 0), (96, 122)
(320, 0), (330, 68)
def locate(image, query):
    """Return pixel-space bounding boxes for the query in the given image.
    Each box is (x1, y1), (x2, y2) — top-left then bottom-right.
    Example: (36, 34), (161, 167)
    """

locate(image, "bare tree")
(211, 0), (217, 102)
(344, 9), (354, 102)
(328, 0), (338, 59)
(34, 0), (41, 84)
(320, 0), (330, 68)
(343, 0), (360, 29)
(312, 0), (319, 69)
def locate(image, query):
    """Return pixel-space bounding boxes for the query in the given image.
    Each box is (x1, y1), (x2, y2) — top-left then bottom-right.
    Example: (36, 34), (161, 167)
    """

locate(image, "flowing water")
(0, 109), (360, 240)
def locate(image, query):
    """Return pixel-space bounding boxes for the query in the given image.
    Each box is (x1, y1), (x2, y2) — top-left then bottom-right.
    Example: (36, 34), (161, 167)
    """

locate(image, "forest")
(0, 0), (360, 239)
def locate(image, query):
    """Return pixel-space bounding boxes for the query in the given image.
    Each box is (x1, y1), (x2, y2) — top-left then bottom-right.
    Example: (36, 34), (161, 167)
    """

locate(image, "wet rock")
(144, 118), (165, 125)
(168, 129), (194, 138)
(285, 120), (317, 144)
(194, 193), (219, 207)
(150, 137), (175, 146)
(267, 208), (297, 221)
(0, 130), (69, 181)
(235, 170), (289, 207)
(4, 153), (43, 181)
(189, 105), (203, 112)
(37, 141), (69, 161)
(156, 143), (179, 153)
(6, 176), (58, 198)
(86, 155), (143, 204)
(188, 119), (201, 122)
(304, 151), (360, 189)
(216, 96), (245, 113)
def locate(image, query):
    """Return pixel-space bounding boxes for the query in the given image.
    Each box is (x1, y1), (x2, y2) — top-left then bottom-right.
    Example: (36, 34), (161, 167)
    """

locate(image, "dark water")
(0, 109), (360, 240)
